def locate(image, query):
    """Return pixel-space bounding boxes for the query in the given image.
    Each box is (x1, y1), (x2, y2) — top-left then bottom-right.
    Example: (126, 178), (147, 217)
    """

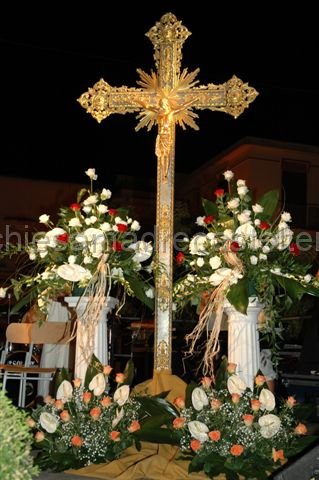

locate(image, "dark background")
(1, 2), (318, 184)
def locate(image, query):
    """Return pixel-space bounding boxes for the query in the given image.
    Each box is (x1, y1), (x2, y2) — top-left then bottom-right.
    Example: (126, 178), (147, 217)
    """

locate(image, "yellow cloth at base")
(67, 442), (213, 479)
(66, 371), (231, 479)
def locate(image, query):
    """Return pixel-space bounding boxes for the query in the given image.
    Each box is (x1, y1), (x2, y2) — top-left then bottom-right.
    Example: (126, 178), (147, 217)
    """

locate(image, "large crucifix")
(78, 13), (258, 375)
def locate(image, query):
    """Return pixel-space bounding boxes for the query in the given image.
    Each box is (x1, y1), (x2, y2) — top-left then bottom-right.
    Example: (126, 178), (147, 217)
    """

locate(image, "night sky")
(1, 3), (319, 186)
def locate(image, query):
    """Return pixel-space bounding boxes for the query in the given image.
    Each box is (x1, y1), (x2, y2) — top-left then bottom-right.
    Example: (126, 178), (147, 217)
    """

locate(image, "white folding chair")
(0, 322), (71, 407)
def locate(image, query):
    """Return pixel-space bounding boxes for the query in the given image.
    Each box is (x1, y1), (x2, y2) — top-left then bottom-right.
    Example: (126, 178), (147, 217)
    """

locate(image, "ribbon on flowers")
(185, 243), (244, 376)
(76, 253), (111, 365)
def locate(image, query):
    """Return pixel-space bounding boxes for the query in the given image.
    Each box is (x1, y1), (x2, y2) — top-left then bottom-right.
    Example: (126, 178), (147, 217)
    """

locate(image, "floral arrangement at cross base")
(173, 169), (319, 372)
(28, 357), (141, 471)
(166, 359), (317, 480)
(0, 168), (154, 317)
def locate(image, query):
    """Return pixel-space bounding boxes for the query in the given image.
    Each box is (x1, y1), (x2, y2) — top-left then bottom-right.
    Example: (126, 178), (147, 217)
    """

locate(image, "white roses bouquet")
(173, 170), (319, 368)
(0, 168), (154, 315)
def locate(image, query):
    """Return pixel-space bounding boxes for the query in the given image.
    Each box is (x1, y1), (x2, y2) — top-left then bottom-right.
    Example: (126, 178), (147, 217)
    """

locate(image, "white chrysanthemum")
(259, 253), (267, 261)
(188, 421), (209, 442)
(39, 412), (59, 433)
(262, 245), (270, 253)
(258, 414), (281, 438)
(192, 387), (209, 411)
(82, 206), (92, 214)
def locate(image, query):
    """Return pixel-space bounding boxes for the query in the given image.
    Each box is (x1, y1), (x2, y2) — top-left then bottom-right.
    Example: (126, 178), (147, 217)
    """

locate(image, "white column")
(65, 296), (118, 380)
(224, 297), (262, 390)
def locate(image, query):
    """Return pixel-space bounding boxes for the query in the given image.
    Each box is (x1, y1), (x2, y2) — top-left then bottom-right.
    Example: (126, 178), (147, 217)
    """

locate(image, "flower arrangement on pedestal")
(173, 170), (319, 372)
(167, 359), (316, 480)
(0, 168), (154, 316)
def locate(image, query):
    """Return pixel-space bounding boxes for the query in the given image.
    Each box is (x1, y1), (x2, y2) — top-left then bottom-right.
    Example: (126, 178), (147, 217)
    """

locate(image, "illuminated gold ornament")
(78, 13), (258, 371)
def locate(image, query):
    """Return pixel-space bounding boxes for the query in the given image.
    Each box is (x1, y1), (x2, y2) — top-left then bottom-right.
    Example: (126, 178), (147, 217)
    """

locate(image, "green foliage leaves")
(0, 390), (38, 480)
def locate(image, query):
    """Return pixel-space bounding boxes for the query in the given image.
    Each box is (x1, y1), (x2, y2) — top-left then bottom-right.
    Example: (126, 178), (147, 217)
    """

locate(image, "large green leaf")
(284, 435), (318, 457)
(125, 274), (154, 311)
(227, 278), (249, 314)
(135, 414), (180, 444)
(257, 189), (280, 221)
(202, 198), (218, 216)
(214, 356), (228, 390)
(53, 367), (71, 393)
(123, 359), (135, 386)
(84, 354), (104, 387)
(275, 275), (306, 300)
(185, 381), (198, 408)
(136, 395), (179, 419)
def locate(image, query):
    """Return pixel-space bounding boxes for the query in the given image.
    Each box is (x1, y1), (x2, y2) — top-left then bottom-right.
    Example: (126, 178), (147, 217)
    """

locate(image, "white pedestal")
(224, 297), (263, 390)
(65, 296), (118, 380)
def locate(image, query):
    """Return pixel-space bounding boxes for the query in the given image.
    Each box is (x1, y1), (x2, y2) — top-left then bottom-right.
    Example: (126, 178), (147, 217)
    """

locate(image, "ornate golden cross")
(78, 13), (258, 372)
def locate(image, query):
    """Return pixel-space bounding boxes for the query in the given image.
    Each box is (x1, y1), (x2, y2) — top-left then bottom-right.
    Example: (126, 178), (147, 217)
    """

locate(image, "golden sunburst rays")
(135, 68), (201, 132)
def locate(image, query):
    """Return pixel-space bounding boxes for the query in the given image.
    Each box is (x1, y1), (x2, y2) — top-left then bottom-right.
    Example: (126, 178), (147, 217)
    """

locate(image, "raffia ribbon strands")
(75, 254), (111, 365)
(185, 244), (244, 376)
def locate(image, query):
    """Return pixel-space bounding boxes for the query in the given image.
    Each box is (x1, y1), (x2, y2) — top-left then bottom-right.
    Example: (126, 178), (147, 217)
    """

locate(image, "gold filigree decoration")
(155, 339), (169, 370)
(158, 204), (170, 243)
(157, 273), (170, 312)
(146, 13), (191, 74)
(78, 13), (258, 372)
(224, 75), (259, 119)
